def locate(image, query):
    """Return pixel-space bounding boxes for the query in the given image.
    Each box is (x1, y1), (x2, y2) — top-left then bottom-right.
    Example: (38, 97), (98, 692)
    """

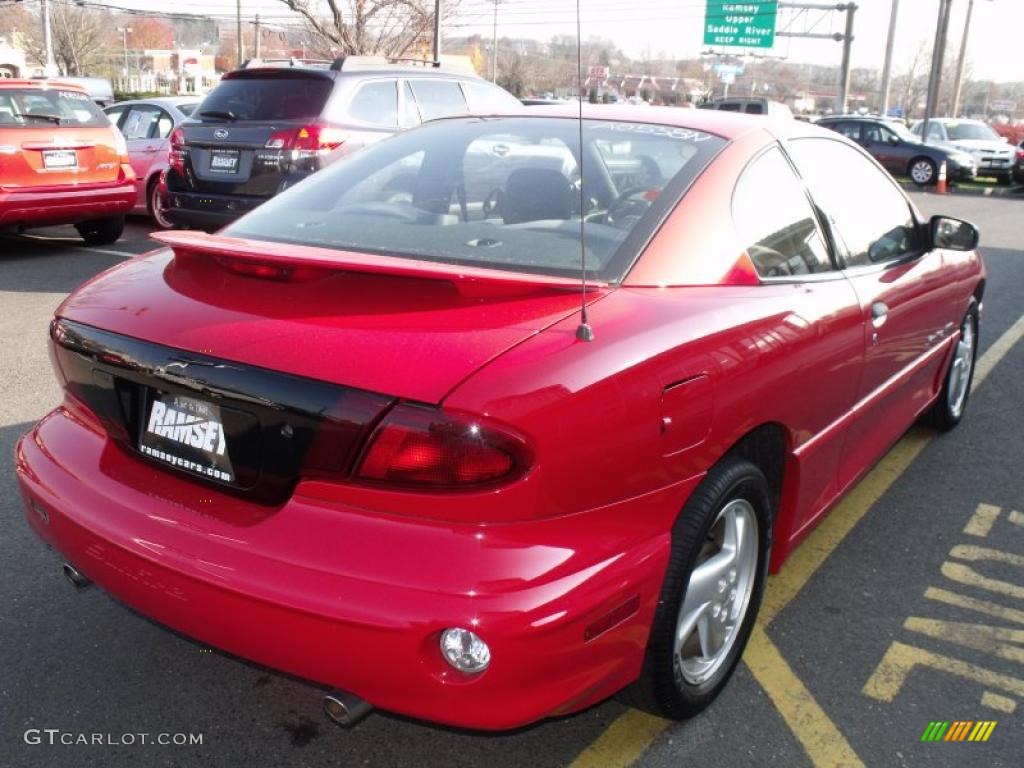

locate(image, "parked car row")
(1, 57), (521, 244)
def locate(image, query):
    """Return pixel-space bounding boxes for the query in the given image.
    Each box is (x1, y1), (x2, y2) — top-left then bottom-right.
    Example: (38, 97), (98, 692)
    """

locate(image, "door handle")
(870, 302), (889, 329)
(142, 147), (160, 153)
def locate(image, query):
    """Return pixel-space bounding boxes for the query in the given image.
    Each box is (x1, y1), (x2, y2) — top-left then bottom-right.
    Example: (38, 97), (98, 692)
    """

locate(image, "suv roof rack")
(329, 54), (477, 75)
(241, 57), (332, 69)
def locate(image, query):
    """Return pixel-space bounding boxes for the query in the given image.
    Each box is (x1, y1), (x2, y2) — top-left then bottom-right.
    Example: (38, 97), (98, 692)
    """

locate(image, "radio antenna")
(574, 0), (594, 342)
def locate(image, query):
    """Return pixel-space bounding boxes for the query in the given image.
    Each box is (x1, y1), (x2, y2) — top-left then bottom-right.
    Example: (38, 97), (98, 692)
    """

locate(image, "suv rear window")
(224, 117), (725, 281)
(0, 88), (109, 127)
(195, 74), (333, 121)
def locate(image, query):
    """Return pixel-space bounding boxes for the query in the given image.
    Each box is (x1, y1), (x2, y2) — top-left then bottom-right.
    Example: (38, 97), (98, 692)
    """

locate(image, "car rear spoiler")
(151, 231), (607, 297)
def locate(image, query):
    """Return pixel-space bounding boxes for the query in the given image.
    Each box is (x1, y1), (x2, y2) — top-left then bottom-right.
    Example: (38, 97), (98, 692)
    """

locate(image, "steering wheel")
(606, 186), (657, 228)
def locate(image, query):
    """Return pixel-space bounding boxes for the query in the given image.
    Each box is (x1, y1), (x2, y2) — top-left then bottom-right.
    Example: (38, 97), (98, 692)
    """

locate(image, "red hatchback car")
(16, 107), (983, 730)
(0, 80), (135, 244)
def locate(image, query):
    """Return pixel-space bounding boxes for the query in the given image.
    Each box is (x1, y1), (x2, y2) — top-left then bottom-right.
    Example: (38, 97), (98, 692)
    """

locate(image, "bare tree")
(277, 0), (458, 58)
(894, 39), (930, 119)
(18, 3), (113, 76)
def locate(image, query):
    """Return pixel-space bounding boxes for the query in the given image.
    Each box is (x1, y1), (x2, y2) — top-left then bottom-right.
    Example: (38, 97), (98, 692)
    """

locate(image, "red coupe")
(16, 107), (983, 730)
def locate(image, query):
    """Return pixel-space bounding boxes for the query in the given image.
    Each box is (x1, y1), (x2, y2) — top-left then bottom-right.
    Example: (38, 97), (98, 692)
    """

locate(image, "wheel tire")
(147, 177), (174, 229)
(909, 157), (937, 186)
(75, 215), (125, 246)
(621, 456), (772, 719)
(930, 302), (980, 432)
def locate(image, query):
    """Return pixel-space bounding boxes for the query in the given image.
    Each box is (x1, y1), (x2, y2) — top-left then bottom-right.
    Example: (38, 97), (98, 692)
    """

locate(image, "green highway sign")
(703, 1), (778, 49)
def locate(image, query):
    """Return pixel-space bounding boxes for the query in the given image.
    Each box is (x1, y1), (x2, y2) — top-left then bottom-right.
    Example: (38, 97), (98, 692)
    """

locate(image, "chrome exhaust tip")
(323, 690), (373, 727)
(62, 563), (92, 589)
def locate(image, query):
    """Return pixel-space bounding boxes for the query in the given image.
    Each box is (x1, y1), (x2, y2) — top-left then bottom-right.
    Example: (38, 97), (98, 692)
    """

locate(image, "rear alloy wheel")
(909, 158), (937, 186)
(147, 177), (174, 229)
(622, 457), (771, 719)
(75, 215), (125, 246)
(930, 303), (979, 432)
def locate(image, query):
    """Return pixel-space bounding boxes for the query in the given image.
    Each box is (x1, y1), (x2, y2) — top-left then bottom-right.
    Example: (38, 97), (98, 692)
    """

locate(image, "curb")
(899, 181), (1024, 198)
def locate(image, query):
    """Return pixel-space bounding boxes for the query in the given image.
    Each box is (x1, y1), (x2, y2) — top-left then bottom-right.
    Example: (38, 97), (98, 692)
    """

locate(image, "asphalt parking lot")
(1, 194), (1021, 768)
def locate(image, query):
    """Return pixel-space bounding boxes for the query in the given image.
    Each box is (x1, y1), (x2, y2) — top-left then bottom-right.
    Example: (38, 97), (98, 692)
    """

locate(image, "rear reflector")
(356, 404), (529, 489)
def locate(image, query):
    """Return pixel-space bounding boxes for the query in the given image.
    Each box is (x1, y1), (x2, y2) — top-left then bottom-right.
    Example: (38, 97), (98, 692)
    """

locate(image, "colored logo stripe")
(920, 721), (996, 742)
(945, 721), (972, 741)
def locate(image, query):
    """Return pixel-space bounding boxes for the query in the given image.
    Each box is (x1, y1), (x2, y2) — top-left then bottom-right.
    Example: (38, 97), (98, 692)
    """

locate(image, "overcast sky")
(92, 0), (1024, 82)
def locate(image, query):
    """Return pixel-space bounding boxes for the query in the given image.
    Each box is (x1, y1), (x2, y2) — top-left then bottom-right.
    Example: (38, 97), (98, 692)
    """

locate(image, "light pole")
(116, 26), (132, 77)
(491, 0), (500, 82)
(40, 0), (57, 76)
(951, 0), (991, 117)
(922, 0), (954, 143)
(879, 0), (900, 116)
(432, 0), (442, 65)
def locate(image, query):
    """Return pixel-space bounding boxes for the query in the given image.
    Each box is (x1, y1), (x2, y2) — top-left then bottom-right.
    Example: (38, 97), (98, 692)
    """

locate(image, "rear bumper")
(16, 405), (688, 730)
(0, 181), (135, 230)
(164, 190), (269, 231)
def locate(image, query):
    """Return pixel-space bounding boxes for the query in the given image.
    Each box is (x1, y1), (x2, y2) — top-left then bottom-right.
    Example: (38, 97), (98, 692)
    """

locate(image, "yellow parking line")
(567, 312), (1024, 768)
(744, 628), (863, 766)
(567, 710), (669, 768)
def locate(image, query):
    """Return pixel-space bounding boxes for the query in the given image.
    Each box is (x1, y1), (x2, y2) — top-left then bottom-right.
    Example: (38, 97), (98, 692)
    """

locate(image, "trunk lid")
(57, 240), (603, 405)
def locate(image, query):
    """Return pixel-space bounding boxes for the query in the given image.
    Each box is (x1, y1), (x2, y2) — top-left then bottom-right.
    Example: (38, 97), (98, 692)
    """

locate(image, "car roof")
(224, 65), (487, 82)
(0, 79), (88, 93)
(107, 96), (200, 109)
(508, 104), (823, 141)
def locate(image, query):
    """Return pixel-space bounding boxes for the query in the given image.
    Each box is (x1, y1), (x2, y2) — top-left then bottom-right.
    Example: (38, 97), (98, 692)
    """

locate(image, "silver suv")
(164, 56), (522, 230)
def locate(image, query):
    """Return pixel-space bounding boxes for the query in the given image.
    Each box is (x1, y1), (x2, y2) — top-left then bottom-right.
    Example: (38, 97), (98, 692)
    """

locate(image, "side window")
(744, 102), (764, 114)
(717, 102), (741, 112)
(104, 105), (126, 127)
(120, 105), (166, 140)
(787, 138), (920, 268)
(733, 146), (834, 278)
(347, 80), (398, 126)
(400, 81), (420, 128)
(862, 123), (883, 142)
(409, 80), (468, 121)
(834, 122), (861, 140)
(154, 109), (174, 139)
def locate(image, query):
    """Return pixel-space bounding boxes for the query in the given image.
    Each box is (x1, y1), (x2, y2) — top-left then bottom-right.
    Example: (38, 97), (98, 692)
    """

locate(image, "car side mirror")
(888, 135), (900, 145)
(930, 215), (979, 251)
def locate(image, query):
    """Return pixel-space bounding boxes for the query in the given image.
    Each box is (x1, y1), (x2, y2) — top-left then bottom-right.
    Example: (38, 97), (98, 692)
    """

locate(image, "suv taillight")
(265, 123), (346, 168)
(1015, 147), (1024, 161)
(168, 128), (186, 176)
(355, 404), (530, 490)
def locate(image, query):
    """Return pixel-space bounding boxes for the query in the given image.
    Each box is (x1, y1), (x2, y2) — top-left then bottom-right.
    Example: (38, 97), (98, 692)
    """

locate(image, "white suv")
(910, 118), (1015, 183)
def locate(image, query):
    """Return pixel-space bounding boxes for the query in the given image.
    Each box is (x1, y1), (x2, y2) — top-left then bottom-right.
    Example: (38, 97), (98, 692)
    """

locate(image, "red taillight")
(168, 127), (186, 175)
(1015, 147), (1024, 161)
(356, 404), (529, 489)
(265, 123), (346, 153)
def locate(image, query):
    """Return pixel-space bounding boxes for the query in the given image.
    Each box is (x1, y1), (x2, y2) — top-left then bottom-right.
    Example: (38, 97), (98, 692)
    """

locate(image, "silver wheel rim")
(674, 498), (759, 686)
(911, 161), (934, 184)
(947, 317), (975, 418)
(151, 183), (172, 228)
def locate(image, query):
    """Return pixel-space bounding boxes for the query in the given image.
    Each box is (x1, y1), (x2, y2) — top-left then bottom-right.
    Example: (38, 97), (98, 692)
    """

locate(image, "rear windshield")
(0, 88), (109, 127)
(943, 122), (1000, 142)
(195, 75), (333, 121)
(225, 117), (724, 281)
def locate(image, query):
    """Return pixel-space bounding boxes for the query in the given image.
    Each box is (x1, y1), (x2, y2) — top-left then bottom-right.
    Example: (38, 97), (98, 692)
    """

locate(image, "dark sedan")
(816, 116), (977, 186)
(1013, 140), (1024, 185)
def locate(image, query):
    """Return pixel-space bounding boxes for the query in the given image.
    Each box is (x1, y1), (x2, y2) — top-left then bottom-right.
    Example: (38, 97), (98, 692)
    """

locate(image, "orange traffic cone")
(936, 161), (948, 194)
